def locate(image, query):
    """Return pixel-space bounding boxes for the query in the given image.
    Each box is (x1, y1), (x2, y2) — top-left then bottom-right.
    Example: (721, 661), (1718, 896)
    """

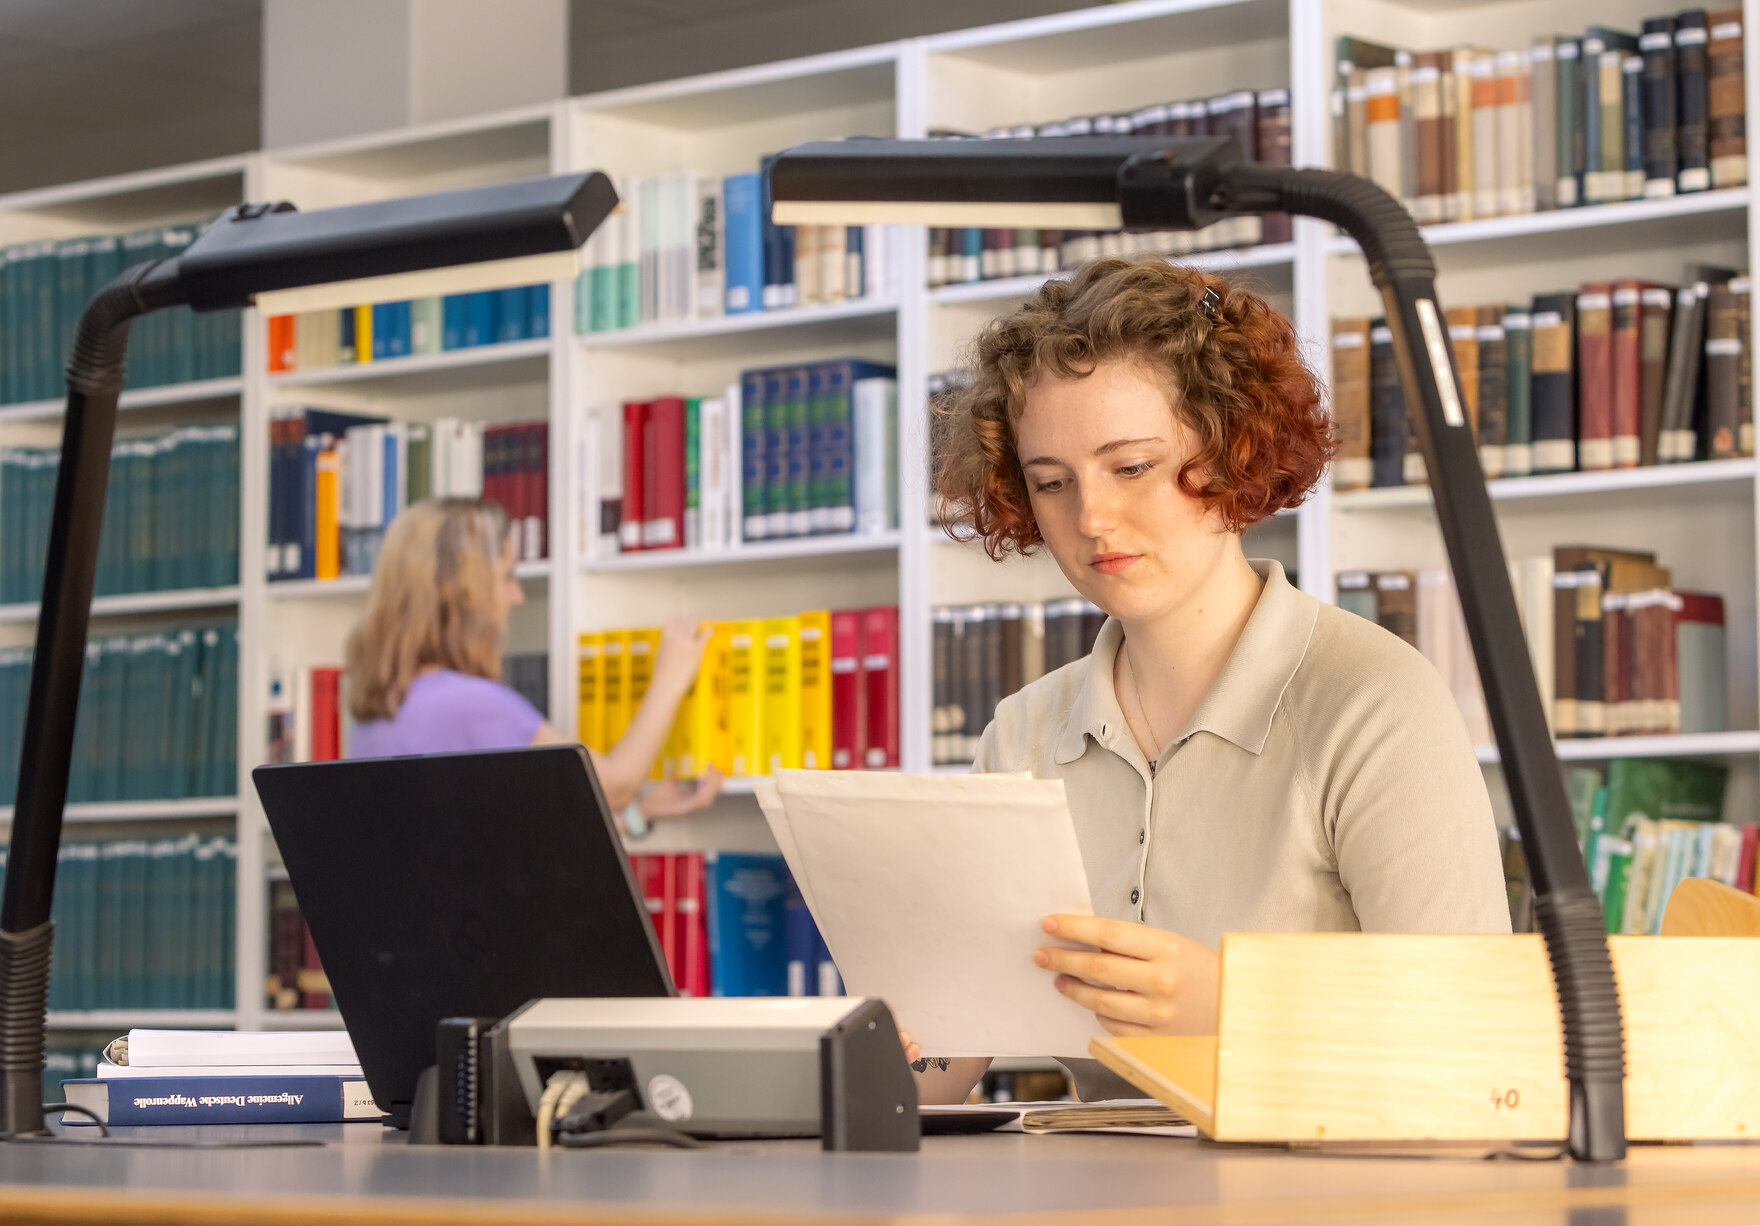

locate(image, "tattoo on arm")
(910, 1057), (951, 1073)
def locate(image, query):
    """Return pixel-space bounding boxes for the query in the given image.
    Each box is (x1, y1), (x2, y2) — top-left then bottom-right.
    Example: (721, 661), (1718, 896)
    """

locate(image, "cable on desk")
(535, 1070), (589, 1152)
(41, 1103), (109, 1137)
(557, 1127), (704, 1150)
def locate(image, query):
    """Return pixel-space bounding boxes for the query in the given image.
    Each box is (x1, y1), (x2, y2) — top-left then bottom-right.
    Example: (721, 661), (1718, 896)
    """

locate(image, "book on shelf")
(265, 658), (348, 766)
(573, 166), (889, 333)
(1505, 757), (1760, 934)
(0, 424), (240, 605)
(0, 226), (241, 406)
(1334, 12), (1748, 224)
(266, 873), (333, 1012)
(264, 284), (547, 374)
(931, 598), (1105, 766)
(268, 411), (547, 582)
(583, 360), (897, 556)
(577, 605), (897, 779)
(0, 835), (237, 1012)
(924, 92), (1287, 290)
(0, 622), (237, 805)
(695, 851), (840, 999)
(1329, 265), (1752, 489)
(1338, 545), (1727, 742)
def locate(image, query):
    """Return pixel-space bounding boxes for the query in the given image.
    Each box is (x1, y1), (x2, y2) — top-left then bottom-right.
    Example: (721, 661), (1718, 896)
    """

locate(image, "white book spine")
(852, 377), (899, 535)
(699, 396), (725, 549)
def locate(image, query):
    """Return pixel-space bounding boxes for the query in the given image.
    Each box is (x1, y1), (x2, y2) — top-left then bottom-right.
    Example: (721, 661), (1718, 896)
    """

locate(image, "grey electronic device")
(499, 996), (919, 1151)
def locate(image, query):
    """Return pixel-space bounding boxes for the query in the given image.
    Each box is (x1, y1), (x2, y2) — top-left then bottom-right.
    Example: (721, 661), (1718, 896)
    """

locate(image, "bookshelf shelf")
(264, 337), (551, 392)
(0, 376), (246, 424)
(45, 1010), (238, 1030)
(266, 562), (549, 600)
(1332, 459), (1760, 513)
(577, 297), (899, 356)
(1327, 188), (1752, 258)
(580, 532), (901, 574)
(0, 585), (241, 624)
(0, 798), (240, 824)
(928, 243), (1297, 306)
(258, 1010), (348, 1031)
(1475, 731), (1760, 766)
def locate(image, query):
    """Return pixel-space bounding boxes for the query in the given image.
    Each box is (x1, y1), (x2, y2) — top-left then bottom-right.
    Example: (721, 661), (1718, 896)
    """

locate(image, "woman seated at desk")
(907, 258), (1510, 1103)
(345, 496), (719, 831)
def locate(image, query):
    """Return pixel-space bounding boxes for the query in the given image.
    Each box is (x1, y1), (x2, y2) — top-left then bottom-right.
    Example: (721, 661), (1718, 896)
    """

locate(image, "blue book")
(783, 872), (818, 996)
(390, 300), (412, 357)
(465, 291), (497, 347)
(527, 283), (550, 338)
(705, 852), (788, 996)
(496, 287), (528, 343)
(442, 295), (466, 349)
(761, 367), (791, 537)
(62, 1075), (382, 1125)
(721, 173), (764, 314)
(371, 303), (395, 360)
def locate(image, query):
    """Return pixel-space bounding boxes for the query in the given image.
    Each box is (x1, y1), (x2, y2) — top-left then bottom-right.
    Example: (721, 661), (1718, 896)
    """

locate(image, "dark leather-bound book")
(1703, 279), (1744, 459)
(1368, 320), (1408, 487)
(1641, 16), (1679, 195)
(1476, 304), (1509, 477)
(1675, 10), (1712, 192)
(1256, 88), (1293, 242)
(1529, 292), (1578, 473)
(1330, 317), (1374, 490)
(1446, 304), (1481, 438)
(1503, 304), (1535, 475)
(1609, 280), (1648, 466)
(1638, 284), (1676, 466)
(1707, 8), (1747, 187)
(1575, 283), (1616, 470)
(1659, 264), (1738, 460)
(1374, 573), (1418, 649)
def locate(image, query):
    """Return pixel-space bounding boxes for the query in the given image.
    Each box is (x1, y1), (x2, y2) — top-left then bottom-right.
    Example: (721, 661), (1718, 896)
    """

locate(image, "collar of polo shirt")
(1053, 559), (1318, 764)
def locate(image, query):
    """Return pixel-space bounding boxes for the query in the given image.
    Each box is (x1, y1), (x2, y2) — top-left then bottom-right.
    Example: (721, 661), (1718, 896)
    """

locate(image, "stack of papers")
(757, 770), (1102, 1059)
(922, 1099), (1195, 1136)
(99, 1029), (361, 1079)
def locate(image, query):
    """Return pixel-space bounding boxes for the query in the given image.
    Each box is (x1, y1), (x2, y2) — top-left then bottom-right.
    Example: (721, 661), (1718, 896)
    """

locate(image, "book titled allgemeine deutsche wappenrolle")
(60, 1028), (382, 1125)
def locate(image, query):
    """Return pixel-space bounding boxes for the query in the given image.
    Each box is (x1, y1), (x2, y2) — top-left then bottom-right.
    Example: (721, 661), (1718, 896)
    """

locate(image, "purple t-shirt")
(348, 669), (544, 760)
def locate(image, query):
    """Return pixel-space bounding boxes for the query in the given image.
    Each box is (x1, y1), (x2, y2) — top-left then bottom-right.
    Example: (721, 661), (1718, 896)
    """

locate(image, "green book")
(411, 296), (443, 355)
(1597, 837), (1635, 933)
(1603, 757), (1728, 827)
(406, 425), (432, 504)
(219, 838), (238, 1008)
(684, 397), (701, 549)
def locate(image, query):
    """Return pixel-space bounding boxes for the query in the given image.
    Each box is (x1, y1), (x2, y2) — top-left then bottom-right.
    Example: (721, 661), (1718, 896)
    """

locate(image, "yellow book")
(725, 621), (765, 777)
(628, 627), (662, 779)
(314, 448), (340, 580)
(675, 622), (731, 779)
(601, 630), (631, 749)
(797, 610), (832, 770)
(761, 616), (803, 775)
(576, 633), (604, 752)
(354, 304), (373, 363)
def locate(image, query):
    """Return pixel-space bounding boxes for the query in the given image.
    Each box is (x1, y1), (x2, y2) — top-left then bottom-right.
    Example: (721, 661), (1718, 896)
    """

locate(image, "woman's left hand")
(637, 765), (724, 820)
(1035, 914), (1220, 1037)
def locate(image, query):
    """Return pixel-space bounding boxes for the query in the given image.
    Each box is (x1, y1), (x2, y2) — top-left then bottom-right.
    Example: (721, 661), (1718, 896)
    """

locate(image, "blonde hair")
(345, 498), (512, 722)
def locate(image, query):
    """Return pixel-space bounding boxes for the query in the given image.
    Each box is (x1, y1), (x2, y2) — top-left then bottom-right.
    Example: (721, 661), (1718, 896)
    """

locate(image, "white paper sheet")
(766, 770), (1102, 1059)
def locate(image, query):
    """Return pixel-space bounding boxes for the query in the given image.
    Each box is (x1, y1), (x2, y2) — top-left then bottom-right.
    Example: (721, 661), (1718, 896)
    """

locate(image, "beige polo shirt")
(973, 560), (1510, 1094)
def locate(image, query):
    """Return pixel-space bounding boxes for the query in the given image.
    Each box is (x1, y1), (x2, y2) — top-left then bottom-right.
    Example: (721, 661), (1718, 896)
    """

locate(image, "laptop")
(253, 744), (674, 1127)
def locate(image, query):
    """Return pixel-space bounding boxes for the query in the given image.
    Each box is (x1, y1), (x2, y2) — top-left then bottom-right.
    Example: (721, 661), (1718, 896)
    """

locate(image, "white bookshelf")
(0, 0), (1755, 1033)
(46, 1010), (237, 1031)
(0, 585), (241, 624)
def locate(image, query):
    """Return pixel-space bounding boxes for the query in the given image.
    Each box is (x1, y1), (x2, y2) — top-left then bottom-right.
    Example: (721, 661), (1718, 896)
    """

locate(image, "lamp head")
(767, 136), (1241, 232)
(175, 171), (619, 314)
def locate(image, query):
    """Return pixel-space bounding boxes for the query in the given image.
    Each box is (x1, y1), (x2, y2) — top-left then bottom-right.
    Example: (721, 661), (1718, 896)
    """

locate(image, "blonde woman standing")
(345, 498), (720, 826)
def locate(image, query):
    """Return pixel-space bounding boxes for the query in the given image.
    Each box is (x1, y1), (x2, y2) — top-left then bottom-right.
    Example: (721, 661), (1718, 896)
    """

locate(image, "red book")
(632, 854), (671, 980)
(526, 422), (548, 560)
(310, 667), (342, 761)
(644, 396), (686, 550)
(300, 923), (330, 1009)
(658, 853), (681, 987)
(620, 401), (647, 552)
(1737, 825), (1758, 894)
(1609, 281), (1646, 468)
(1575, 284), (1615, 470)
(859, 606), (899, 769)
(267, 315), (295, 372)
(829, 609), (864, 770)
(676, 853), (709, 997)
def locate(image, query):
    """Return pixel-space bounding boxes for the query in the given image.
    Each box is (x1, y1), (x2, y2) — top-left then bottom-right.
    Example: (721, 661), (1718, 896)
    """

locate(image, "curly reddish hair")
(934, 257), (1332, 560)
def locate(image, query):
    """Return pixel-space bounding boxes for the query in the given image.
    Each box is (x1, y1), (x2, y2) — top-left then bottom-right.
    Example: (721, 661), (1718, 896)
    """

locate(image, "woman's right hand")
(651, 613), (711, 698)
(898, 1028), (923, 1065)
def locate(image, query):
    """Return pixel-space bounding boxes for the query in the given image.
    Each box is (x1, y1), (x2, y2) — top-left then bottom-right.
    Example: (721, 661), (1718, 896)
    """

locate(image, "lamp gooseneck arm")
(0, 258), (183, 1138)
(1210, 163), (1627, 1163)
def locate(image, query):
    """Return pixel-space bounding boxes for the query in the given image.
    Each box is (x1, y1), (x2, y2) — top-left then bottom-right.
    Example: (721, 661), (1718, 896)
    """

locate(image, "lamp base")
(0, 920), (53, 1139)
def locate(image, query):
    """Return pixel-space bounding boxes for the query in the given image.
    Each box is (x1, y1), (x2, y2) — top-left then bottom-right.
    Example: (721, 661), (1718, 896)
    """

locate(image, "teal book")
(219, 839), (237, 1007)
(69, 842), (99, 1010)
(740, 368), (766, 541)
(684, 397), (700, 549)
(96, 637), (130, 802)
(94, 842), (124, 1008)
(168, 834), (198, 1008)
(120, 230), (161, 387)
(119, 838), (148, 1005)
(143, 838), (179, 1008)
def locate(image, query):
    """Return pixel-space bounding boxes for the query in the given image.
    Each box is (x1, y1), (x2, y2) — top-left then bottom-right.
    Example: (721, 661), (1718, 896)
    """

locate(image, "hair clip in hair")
(1200, 285), (1223, 321)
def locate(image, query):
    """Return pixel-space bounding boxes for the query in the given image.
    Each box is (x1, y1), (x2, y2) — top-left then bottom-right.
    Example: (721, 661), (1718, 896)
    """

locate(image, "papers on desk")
(757, 770), (1103, 1059)
(108, 1028), (359, 1069)
(921, 1099), (1196, 1137)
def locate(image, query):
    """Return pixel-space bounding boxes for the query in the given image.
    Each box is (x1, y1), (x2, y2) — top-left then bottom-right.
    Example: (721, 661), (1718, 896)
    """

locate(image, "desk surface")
(2, 1125), (1760, 1225)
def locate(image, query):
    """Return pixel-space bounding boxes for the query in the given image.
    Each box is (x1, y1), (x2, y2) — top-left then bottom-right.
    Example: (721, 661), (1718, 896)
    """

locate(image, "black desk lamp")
(769, 136), (1626, 1164)
(0, 172), (617, 1140)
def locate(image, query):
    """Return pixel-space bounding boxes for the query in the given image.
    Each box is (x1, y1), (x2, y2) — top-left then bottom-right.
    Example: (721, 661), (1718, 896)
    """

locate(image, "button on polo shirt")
(972, 560), (1510, 1098)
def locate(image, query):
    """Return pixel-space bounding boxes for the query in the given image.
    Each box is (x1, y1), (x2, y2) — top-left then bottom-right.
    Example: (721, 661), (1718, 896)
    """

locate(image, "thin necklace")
(1122, 643), (1168, 755)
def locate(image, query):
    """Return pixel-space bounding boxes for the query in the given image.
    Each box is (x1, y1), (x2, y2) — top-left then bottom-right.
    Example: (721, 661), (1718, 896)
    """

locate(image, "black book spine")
(1622, 54), (1646, 198)
(1368, 320), (1407, 487)
(1641, 17), (1679, 193)
(1676, 10), (1712, 192)
(931, 608), (952, 765)
(1529, 292), (1578, 473)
